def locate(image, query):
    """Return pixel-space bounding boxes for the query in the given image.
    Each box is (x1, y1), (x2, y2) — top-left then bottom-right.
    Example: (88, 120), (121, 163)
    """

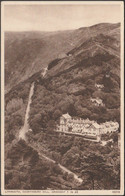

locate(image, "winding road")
(37, 150), (83, 184)
(18, 74), (83, 185)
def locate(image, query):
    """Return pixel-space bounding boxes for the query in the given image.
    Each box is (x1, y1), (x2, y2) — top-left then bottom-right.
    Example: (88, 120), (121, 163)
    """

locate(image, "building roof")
(93, 123), (100, 129)
(62, 113), (71, 119)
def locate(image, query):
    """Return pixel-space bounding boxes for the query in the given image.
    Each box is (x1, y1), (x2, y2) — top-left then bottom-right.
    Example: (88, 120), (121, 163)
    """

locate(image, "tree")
(52, 152), (61, 163)
(62, 146), (81, 168)
(6, 98), (23, 114)
(80, 153), (114, 190)
(53, 109), (62, 120)
(30, 161), (51, 189)
(67, 173), (74, 181)
(47, 120), (56, 133)
(111, 132), (118, 143)
(7, 175), (21, 189)
(68, 103), (77, 116)
(29, 113), (42, 133)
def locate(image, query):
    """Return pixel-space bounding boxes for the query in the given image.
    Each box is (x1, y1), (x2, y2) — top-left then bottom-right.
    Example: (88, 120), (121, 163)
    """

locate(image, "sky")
(4, 3), (121, 32)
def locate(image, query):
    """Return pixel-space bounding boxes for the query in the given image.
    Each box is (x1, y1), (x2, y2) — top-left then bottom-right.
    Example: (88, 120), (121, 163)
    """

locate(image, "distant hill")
(5, 22), (120, 93)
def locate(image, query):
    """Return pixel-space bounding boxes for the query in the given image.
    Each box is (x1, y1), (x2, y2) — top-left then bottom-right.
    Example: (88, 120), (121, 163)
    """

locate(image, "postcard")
(1, 1), (124, 195)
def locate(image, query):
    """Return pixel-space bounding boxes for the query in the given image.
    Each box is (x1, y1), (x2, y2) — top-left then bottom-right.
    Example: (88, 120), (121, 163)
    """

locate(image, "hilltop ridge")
(5, 22), (120, 93)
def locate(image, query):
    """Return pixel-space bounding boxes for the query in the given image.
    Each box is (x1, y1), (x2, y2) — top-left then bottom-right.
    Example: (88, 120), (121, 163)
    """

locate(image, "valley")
(5, 22), (120, 190)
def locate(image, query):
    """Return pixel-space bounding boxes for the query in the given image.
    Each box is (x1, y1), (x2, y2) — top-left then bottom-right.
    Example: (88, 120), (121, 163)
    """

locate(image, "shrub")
(48, 58), (61, 70)
(6, 98), (23, 114)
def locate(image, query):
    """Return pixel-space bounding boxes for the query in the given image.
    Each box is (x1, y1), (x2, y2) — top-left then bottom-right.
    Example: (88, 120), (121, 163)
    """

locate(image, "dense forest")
(5, 22), (120, 190)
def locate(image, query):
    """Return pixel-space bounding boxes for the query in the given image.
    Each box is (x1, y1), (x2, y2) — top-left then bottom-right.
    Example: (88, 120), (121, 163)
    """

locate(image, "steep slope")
(5, 22), (120, 93)
(28, 24), (120, 133)
(47, 34), (120, 78)
(5, 30), (74, 93)
(5, 23), (121, 190)
(5, 22), (120, 137)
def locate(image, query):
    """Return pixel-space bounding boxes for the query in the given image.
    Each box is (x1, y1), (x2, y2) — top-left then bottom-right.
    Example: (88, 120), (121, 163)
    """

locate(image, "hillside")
(5, 22), (120, 93)
(28, 24), (120, 132)
(5, 22), (120, 190)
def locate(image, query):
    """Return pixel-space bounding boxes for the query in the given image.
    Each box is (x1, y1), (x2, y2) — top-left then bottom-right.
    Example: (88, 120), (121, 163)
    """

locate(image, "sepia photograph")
(1, 1), (124, 195)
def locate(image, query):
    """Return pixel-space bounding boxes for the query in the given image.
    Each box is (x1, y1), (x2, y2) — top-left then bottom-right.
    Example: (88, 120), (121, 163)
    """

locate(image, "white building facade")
(57, 113), (119, 137)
